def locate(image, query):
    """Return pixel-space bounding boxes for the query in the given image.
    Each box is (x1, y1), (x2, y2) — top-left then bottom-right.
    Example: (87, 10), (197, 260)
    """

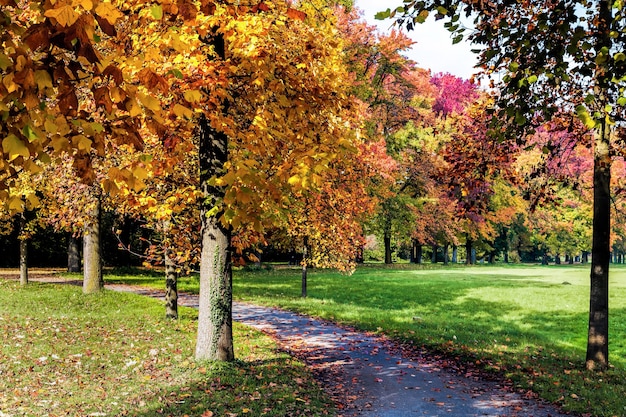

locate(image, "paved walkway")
(106, 284), (574, 417)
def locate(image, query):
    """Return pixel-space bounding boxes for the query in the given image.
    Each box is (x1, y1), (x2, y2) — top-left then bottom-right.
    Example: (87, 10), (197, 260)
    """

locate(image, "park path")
(104, 283), (574, 417)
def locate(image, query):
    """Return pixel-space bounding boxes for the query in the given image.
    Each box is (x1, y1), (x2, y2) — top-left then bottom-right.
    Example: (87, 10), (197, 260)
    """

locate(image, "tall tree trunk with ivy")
(195, 113), (234, 362)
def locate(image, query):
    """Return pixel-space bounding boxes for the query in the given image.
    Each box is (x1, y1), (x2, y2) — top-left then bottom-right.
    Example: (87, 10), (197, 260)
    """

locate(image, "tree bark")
(431, 245), (437, 263)
(18, 213), (28, 286)
(443, 244), (449, 265)
(301, 237), (309, 298)
(384, 232), (392, 264)
(452, 245), (458, 263)
(416, 243), (423, 264)
(19, 239), (28, 286)
(503, 228), (509, 263)
(585, 0), (612, 371)
(586, 124), (611, 371)
(165, 248), (178, 320)
(195, 113), (234, 362)
(83, 193), (103, 294)
(465, 237), (473, 265)
(67, 235), (81, 273)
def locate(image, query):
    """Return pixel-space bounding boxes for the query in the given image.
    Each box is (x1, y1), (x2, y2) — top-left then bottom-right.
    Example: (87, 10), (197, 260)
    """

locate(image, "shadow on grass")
(126, 357), (331, 417)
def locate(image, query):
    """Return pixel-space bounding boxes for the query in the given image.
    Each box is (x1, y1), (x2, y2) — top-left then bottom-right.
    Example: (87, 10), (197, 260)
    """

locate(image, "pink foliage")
(431, 72), (478, 117)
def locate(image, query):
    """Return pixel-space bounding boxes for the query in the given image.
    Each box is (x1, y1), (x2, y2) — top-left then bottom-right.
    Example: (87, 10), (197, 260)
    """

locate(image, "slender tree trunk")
(443, 244), (449, 265)
(586, 124), (611, 370)
(503, 228), (510, 263)
(542, 250), (549, 265)
(416, 243), (423, 264)
(301, 237), (309, 298)
(165, 248), (178, 320)
(18, 213), (27, 286)
(465, 237), (473, 265)
(83, 193), (103, 294)
(555, 253), (561, 265)
(384, 232), (392, 264)
(19, 238), (28, 285)
(195, 113), (234, 362)
(67, 235), (81, 273)
(585, 0), (612, 371)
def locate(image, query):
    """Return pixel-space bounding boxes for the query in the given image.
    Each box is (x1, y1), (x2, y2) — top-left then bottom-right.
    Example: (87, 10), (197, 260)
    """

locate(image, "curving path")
(105, 283), (574, 417)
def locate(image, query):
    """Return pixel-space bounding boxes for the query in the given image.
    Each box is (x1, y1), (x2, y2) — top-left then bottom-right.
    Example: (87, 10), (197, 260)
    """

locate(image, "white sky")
(353, 0), (479, 80)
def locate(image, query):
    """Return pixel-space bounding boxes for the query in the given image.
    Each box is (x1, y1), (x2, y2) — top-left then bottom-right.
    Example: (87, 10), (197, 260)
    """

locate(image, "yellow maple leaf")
(72, 0), (93, 11)
(7, 196), (23, 213)
(173, 104), (194, 119)
(44, 5), (80, 27)
(138, 92), (161, 112)
(183, 90), (203, 103)
(34, 70), (53, 91)
(95, 1), (123, 25)
(2, 134), (30, 161)
(72, 134), (92, 151)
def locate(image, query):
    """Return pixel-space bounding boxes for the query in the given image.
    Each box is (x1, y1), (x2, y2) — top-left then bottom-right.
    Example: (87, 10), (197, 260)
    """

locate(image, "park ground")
(2, 264), (626, 416)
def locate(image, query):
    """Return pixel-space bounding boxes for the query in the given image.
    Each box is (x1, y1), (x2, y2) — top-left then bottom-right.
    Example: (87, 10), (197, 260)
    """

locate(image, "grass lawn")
(105, 263), (626, 417)
(0, 279), (332, 417)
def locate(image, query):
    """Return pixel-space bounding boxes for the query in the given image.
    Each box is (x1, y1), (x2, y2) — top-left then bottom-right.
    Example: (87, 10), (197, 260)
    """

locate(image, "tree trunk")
(452, 245), (458, 263)
(443, 244), (449, 265)
(67, 235), (81, 273)
(431, 245), (437, 263)
(165, 248), (178, 320)
(555, 253), (561, 265)
(19, 239), (28, 286)
(585, 0), (612, 370)
(416, 243), (423, 264)
(542, 250), (549, 265)
(195, 113), (234, 362)
(503, 228), (510, 263)
(18, 213), (28, 286)
(83, 194), (103, 294)
(384, 232), (392, 264)
(465, 237), (473, 265)
(301, 237), (309, 298)
(586, 122), (611, 371)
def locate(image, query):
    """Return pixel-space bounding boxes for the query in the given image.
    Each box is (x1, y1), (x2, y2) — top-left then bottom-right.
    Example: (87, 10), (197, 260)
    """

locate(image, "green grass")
(102, 263), (626, 417)
(0, 279), (333, 417)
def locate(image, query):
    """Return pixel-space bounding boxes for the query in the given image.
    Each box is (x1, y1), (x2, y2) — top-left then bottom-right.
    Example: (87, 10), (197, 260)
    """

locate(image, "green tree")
(389, 0), (626, 371)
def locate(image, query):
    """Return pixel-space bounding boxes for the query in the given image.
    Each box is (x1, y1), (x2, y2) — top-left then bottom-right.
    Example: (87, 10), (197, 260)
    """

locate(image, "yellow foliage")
(2, 134), (30, 161)
(44, 5), (80, 27)
(95, 1), (123, 25)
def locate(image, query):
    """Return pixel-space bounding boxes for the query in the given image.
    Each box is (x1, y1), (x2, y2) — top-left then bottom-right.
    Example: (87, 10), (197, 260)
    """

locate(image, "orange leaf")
(286, 7), (306, 21)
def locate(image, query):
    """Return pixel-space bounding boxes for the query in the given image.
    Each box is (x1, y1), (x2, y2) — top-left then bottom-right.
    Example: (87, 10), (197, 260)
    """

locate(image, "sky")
(353, 0), (479, 81)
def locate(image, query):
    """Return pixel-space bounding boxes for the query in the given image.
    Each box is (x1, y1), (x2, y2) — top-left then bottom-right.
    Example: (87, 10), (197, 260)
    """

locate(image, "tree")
(390, 0), (626, 371)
